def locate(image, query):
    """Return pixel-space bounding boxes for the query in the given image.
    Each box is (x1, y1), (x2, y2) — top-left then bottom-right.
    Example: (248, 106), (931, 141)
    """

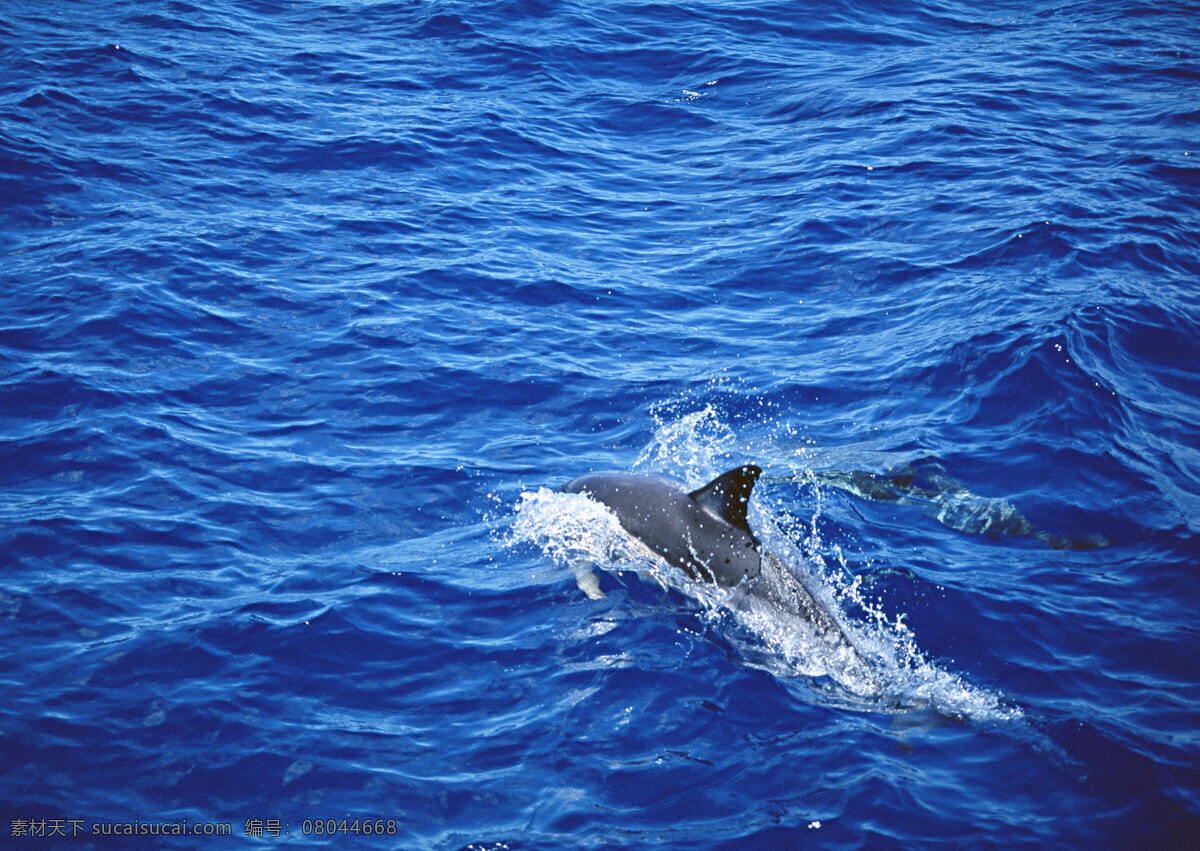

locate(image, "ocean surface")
(3, 0), (1199, 847)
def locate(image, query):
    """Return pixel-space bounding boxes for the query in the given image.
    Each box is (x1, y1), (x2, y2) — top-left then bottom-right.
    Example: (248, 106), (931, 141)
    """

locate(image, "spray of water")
(508, 405), (1022, 722)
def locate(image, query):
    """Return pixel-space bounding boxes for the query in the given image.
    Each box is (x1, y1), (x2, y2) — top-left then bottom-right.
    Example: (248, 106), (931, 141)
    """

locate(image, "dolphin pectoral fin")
(570, 559), (606, 600)
(688, 464), (762, 540)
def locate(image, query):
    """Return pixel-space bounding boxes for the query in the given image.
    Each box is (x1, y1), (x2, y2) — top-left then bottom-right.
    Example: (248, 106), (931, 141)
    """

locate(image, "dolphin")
(560, 465), (867, 661)
(811, 459), (1109, 550)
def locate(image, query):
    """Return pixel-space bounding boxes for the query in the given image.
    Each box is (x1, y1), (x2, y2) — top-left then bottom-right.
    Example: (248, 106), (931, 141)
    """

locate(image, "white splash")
(509, 407), (1022, 723)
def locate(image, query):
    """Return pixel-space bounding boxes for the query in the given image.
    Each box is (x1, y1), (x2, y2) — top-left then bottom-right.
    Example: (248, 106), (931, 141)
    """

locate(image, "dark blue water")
(3, 0), (1199, 846)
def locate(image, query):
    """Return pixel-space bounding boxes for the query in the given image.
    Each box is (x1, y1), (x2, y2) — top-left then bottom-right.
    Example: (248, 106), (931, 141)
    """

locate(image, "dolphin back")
(561, 467), (764, 586)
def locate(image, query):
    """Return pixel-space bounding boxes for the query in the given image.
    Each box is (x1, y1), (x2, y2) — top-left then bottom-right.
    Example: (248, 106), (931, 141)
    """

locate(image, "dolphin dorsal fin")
(688, 464), (762, 536)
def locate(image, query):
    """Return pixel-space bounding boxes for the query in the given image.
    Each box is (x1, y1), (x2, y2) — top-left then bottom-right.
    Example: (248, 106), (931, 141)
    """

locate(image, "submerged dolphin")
(560, 465), (865, 658)
(813, 459), (1109, 550)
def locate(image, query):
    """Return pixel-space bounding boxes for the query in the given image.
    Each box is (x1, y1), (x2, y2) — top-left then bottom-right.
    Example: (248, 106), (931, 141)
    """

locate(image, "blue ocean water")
(3, 0), (1199, 846)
